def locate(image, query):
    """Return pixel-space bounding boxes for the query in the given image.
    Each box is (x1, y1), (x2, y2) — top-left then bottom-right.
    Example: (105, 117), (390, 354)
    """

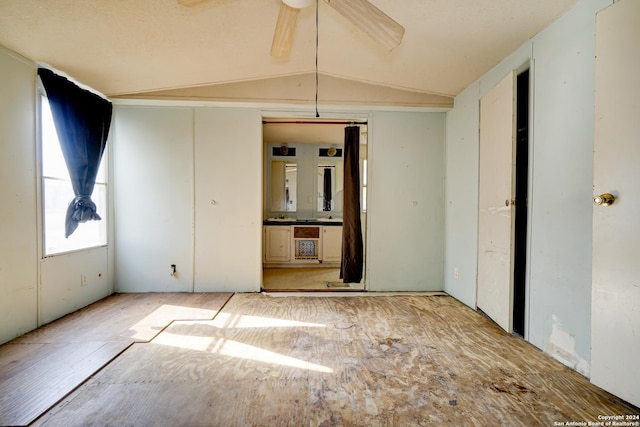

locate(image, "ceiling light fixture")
(282, 0), (313, 8)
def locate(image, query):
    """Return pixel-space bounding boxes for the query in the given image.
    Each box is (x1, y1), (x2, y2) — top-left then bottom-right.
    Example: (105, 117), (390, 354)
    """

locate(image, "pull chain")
(315, 0), (320, 117)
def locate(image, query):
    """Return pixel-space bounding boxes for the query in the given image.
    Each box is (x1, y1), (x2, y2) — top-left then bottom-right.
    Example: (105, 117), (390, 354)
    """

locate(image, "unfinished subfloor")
(2, 293), (637, 426)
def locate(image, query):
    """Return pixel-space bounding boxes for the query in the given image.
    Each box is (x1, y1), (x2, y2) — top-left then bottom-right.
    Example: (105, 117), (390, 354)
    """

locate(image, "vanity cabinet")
(263, 224), (342, 265)
(322, 226), (343, 263)
(264, 226), (291, 262)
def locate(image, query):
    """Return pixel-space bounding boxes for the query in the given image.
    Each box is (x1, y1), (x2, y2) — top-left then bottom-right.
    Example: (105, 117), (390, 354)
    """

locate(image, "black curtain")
(323, 167), (332, 211)
(38, 68), (113, 238)
(340, 126), (363, 283)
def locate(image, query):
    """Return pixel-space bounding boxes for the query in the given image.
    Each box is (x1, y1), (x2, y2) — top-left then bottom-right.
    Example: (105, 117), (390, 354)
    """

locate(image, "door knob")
(593, 193), (615, 206)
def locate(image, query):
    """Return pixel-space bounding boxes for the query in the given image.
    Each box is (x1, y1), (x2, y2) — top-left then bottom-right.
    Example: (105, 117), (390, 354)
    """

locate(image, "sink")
(316, 217), (343, 222)
(266, 217), (296, 222)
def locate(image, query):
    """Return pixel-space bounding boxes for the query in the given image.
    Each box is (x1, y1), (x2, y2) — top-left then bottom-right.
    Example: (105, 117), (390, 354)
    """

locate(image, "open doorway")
(261, 118), (368, 291)
(512, 69), (530, 337)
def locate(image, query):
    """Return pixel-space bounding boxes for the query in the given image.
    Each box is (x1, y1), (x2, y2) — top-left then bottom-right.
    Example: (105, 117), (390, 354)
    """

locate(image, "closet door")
(193, 108), (262, 292)
(477, 71), (516, 332)
(591, 0), (640, 407)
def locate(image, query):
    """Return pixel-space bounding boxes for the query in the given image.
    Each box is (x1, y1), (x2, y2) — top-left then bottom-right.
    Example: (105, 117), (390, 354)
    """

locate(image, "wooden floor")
(0, 292), (232, 426)
(22, 293), (637, 426)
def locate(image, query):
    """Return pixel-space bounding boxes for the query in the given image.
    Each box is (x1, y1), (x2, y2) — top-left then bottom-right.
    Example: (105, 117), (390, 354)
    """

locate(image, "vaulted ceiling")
(0, 0), (578, 105)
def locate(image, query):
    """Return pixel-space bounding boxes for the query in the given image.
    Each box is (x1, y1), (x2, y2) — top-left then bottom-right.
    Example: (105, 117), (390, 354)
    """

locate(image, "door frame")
(260, 110), (370, 291)
(477, 62), (534, 337)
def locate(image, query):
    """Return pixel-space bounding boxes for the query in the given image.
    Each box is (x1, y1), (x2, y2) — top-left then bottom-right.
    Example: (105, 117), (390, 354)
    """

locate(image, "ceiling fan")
(178, 0), (405, 58)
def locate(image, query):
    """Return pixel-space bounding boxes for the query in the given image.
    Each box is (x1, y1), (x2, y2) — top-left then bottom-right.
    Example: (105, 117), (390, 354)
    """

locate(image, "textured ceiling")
(0, 0), (578, 98)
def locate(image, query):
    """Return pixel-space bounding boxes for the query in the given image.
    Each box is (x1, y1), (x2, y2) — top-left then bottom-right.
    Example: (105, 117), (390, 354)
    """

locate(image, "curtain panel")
(340, 126), (364, 283)
(38, 68), (112, 238)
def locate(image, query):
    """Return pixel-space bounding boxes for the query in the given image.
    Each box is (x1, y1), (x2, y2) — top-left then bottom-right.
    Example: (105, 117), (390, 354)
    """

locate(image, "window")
(41, 94), (107, 255)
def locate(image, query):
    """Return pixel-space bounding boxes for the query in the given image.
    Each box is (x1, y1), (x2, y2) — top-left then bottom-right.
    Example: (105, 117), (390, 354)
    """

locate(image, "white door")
(477, 71), (516, 332)
(591, 0), (640, 408)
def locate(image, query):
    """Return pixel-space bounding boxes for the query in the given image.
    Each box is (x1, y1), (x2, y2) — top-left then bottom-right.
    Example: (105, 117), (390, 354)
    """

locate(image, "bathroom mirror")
(317, 159), (343, 213)
(271, 161), (297, 212)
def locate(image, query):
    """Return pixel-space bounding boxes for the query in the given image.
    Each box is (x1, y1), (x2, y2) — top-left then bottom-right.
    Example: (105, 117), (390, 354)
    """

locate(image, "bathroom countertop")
(263, 219), (343, 226)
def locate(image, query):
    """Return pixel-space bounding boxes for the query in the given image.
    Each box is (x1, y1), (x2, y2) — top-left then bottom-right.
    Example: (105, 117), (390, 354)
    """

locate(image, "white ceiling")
(0, 0), (578, 98)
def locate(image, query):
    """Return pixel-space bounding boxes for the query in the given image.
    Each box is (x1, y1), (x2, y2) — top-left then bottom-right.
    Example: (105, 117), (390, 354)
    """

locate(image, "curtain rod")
(262, 120), (367, 125)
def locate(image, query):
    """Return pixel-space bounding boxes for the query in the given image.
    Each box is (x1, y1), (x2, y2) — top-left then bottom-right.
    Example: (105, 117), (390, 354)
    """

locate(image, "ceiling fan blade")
(271, 3), (301, 57)
(324, 0), (405, 51)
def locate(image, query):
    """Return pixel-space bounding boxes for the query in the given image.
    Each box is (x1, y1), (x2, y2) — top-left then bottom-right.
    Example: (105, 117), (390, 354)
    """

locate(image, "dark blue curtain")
(340, 126), (363, 283)
(38, 68), (112, 238)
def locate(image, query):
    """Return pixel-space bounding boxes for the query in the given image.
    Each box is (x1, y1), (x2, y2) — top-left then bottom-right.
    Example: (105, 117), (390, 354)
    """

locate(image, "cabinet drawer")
(293, 226), (320, 238)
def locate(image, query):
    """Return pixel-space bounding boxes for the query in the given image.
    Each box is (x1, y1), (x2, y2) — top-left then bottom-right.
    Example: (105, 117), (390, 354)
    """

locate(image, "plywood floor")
(0, 292), (232, 426)
(32, 293), (638, 426)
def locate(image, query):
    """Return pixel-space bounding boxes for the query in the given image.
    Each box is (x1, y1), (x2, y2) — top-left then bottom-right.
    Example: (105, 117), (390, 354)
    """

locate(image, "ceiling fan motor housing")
(282, 0), (313, 9)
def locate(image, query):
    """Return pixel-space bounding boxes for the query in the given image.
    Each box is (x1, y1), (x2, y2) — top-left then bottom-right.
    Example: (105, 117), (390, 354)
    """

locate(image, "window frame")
(38, 89), (109, 258)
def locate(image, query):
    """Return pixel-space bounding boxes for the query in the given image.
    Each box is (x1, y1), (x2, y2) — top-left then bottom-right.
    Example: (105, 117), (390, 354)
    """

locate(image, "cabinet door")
(322, 226), (343, 263)
(264, 226), (291, 262)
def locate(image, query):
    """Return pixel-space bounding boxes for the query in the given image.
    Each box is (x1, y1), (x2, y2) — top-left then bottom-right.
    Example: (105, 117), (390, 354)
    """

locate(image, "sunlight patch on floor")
(151, 315), (332, 373)
(128, 304), (220, 341)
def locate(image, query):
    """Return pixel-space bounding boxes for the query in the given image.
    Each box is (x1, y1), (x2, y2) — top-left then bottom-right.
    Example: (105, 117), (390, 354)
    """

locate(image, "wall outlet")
(80, 274), (88, 287)
(454, 267), (459, 279)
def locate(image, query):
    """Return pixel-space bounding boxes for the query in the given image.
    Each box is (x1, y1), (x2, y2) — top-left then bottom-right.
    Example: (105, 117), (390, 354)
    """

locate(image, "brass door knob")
(593, 193), (615, 206)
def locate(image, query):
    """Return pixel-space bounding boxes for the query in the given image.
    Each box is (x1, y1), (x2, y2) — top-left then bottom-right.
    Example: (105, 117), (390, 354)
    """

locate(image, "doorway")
(261, 118), (368, 291)
(512, 69), (529, 337)
(477, 67), (530, 334)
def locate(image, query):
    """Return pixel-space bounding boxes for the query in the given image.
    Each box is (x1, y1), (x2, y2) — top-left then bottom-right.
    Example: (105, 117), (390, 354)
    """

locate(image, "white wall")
(40, 247), (110, 324)
(444, 83), (480, 308)
(367, 111), (445, 291)
(526, 0), (609, 376)
(0, 46), (38, 344)
(113, 105), (263, 293)
(193, 108), (262, 292)
(444, 0), (612, 376)
(0, 45), (114, 344)
(113, 106), (445, 294)
(113, 106), (195, 292)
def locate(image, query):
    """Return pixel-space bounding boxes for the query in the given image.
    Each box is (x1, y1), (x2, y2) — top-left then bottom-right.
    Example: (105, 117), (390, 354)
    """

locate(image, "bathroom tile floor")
(262, 267), (365, 291)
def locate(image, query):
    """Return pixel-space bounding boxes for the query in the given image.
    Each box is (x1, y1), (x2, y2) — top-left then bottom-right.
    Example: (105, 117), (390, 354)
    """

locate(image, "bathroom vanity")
(263, 221), (343, 267)
(263, 140), (345, 267)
